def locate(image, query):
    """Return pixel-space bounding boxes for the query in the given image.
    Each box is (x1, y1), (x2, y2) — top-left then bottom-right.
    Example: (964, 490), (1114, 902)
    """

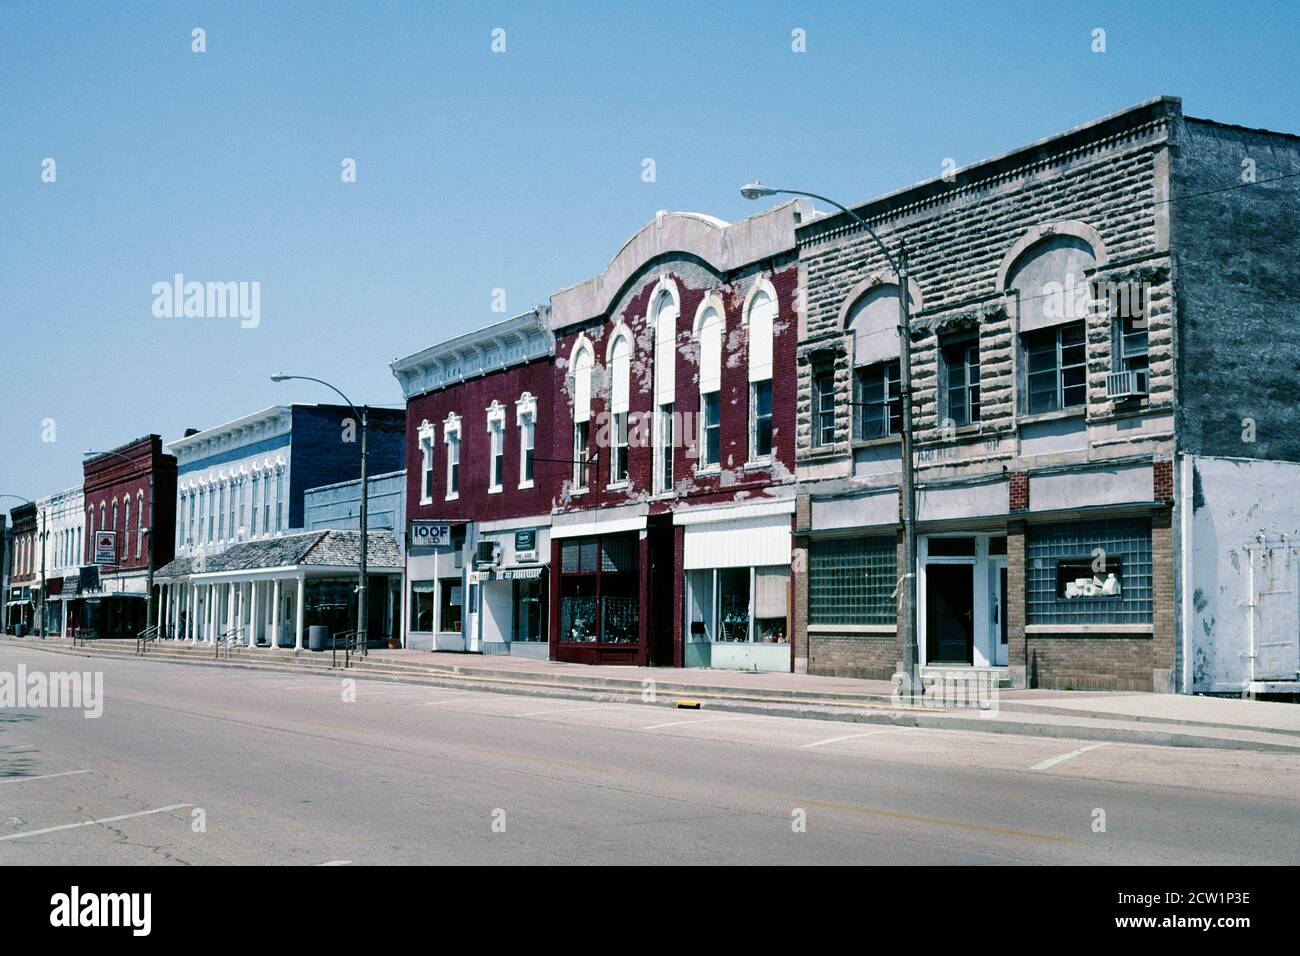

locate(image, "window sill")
(445, 493), (459, 502)
(743, 457), (774, 471)
(419, 496), (433, 506)
(606, 481), (630, 491)
(1017, 408), (1086, 427)
(694, 464), (721, 476)
(1025, 623), (1153, 636)
(850, 435), (901, 451)
(518, 480), (534, 490)
(570, 487), (589, 497)
(488, 486), (502, 495)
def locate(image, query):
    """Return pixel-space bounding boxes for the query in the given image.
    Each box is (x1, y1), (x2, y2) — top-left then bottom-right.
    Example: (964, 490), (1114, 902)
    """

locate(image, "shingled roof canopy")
(156, 530), (401, 578)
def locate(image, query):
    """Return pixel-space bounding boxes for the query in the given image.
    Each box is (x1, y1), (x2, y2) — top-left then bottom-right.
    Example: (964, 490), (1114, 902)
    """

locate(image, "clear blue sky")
(2, 0), (1298, 501)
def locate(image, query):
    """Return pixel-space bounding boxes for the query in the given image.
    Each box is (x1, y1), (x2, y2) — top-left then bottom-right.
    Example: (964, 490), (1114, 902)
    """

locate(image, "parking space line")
(0, 769), (94, 785)
(642, 716), (750, 731)
(801, 730), (899, 748)
(0, 803), (194, 842)
(1030, 743), (1109, 771)
(515, 705), (612, 718)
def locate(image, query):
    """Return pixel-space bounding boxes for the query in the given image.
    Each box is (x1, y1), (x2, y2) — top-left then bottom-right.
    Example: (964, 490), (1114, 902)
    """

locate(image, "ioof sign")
(410, 521), (450, 548)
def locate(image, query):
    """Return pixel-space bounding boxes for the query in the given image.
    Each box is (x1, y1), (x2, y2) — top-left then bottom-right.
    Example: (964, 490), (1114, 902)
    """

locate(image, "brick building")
(790, 96), (1300, 693)
(154, 403), (405, 649)
(545, 204), (807, 669)
(4, 501), (38, 635)
(392, 309), (556, 654)
(79, 435), (177, 640)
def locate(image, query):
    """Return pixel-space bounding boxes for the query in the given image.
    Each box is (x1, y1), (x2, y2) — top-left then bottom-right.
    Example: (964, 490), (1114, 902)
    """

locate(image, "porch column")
(294, 574), (305, 651)
(270, 578), (281, 650)
(248, 581), (259, 647)
(162, 585), (170, 638)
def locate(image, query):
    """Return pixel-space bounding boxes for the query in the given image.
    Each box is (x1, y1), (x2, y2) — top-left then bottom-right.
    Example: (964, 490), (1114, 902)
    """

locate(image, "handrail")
(135, 624), (160, 656)
(76, 627), (96, 649)
(331, 629), (366, 669)
(214, 625), (245, 659)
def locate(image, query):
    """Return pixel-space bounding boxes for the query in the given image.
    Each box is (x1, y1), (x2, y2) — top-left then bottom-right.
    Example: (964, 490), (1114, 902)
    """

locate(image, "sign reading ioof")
(514, 529), (537, 552)
(94, 531), (117, 565)
(410, 521), (450, 548)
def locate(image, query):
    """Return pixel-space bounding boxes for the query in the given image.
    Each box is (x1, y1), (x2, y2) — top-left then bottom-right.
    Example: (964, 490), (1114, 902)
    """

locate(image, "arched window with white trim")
(607, 326), (632, 486)
(651, 283), (678, 492)
(570, 337), (593, 491)
(746, 283), (776, 461)
(486, 400), (506, 493)
(515, 393), (537, 488)
(418, 420), (436, 503)
(444, 412), (462, 499)
(694, 298), (724, 469)
(137, 491), (145, 558)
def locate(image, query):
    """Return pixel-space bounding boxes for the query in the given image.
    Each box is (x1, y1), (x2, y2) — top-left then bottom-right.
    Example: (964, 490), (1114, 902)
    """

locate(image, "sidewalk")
(8, 636), (1300, 752)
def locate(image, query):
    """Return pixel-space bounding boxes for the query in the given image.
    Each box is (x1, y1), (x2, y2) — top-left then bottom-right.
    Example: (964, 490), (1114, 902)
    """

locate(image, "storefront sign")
(409, 521), (450, 548)
(492, 567), (544, 581)
(94, 531), (117, 565)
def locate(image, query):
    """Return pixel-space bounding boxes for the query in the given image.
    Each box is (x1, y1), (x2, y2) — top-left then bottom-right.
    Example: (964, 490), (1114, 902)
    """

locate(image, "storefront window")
(1026, 519), (1152, 625)
(410, 580), (435, 631)
(559, 535), (639, 645)
(687, 565), (790, 644)
(513, 578), (545, 642)
(439, 578), (463, 633)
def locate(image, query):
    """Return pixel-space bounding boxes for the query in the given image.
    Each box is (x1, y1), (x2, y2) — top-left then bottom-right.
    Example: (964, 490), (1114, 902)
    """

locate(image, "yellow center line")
(801, 798), (1084, 845)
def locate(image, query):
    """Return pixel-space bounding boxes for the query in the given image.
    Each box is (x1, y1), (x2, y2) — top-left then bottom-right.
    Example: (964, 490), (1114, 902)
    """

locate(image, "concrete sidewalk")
(10, 635), (1300, 752)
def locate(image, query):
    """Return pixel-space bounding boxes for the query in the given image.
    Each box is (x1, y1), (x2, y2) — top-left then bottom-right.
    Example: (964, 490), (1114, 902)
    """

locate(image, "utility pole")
(740, 183), (920, 700)
(357, 405), (369, 657)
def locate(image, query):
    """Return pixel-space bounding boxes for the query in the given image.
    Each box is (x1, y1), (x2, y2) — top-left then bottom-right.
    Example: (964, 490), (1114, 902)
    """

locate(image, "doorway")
(926, 564), (974, 664)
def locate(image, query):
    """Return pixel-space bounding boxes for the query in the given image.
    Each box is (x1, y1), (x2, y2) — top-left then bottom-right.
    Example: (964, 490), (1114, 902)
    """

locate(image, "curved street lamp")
(740, 182), (920, 698)
(82, 448), (156, 642)
(272, 373), (369, 657)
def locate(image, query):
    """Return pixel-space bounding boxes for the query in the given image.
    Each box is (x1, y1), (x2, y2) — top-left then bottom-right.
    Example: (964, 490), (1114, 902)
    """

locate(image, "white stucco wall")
(1184, 455), (1300, 692)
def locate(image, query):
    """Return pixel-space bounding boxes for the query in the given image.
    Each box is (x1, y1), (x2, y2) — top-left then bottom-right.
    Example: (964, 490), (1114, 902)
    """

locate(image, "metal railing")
(75, 628), (96, 648)
(135, 624), (160, 656)
(214, 625), (245, 659)
(330, 629), (366, 669)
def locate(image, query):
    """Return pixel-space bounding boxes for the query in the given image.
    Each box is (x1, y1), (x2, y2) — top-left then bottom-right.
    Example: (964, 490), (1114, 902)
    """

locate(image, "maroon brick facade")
(82, 435), (176, 573)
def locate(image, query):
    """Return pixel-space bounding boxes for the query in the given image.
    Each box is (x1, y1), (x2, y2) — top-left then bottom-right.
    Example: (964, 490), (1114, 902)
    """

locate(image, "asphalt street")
(1, 643), (1296, 865)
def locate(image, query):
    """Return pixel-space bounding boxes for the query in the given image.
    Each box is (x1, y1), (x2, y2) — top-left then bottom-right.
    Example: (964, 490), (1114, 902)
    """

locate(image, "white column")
(248, 581), (259, 647)
(227, 582), (236, 641)
(294, 574), (305, 651)
(270, 578), (281, 650)
(161, 585), (170, 637)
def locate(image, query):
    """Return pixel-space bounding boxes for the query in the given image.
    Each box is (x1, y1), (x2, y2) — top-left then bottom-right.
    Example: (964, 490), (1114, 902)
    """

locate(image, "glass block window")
(809, 536), (897, 625)
(1026, 519), (1152, 625)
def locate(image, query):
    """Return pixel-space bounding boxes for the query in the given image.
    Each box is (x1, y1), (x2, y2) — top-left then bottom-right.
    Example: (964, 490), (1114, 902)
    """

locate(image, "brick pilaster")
(1007, 520), (1028, 688)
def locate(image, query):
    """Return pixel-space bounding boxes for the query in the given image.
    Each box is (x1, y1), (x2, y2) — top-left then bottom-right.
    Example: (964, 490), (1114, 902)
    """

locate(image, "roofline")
(798, 95), (1184, 242)
(389, 307), (552, 377)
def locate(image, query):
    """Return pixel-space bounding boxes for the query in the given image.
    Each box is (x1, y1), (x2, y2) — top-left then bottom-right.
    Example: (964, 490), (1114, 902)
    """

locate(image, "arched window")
(746, 283), (777, 460)
(570, 337), (594, 490)
(1006, 235), (1097, 415)
(443, 412), (462, 499)
(651, 283), (679, 492)
(693, 298), (724, 468)
(137, 491), (145, 557)
(486, 400), (506, 493)
(847, 285), (906, 441)
(607, 326), (632, 486)
(515, 393), (537, 489)
(418, 420), (436, 503)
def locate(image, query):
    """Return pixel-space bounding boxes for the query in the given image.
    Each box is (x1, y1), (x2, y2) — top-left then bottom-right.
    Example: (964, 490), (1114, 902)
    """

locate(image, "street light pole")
(740, 183), (920, 700)
(83, 451), (155, 641)
(272, 374), (370, 657)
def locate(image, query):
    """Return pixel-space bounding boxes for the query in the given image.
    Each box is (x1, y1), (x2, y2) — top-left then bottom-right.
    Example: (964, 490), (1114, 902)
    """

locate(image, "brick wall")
(1024, 636), (1156, 691)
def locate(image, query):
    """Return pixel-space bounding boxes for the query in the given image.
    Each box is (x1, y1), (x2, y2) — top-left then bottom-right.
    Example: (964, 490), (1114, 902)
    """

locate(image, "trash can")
(15, 623), (27, 638)
(308, 625), (328, 652)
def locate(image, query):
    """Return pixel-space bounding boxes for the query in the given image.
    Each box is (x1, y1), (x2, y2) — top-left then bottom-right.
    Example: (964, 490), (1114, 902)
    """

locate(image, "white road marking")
(0, 803), (194, 842)
(643, 716), (751, 731)
(801, 729), (900, 748)
(0, 769), (94, 784)
(1030, 742), (1110, 771)
(420, 697), (482, 707)
(515, 705), (611, 718)
(316, 860), (352, 866)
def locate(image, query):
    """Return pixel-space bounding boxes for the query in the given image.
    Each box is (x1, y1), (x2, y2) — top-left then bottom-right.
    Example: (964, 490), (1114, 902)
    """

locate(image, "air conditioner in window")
(1106, 368), (1149, 399)
(474, 541), (500, 570)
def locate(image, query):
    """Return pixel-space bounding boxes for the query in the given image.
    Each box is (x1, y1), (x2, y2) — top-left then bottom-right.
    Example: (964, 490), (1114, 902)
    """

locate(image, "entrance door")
(927, 564), (974, 664)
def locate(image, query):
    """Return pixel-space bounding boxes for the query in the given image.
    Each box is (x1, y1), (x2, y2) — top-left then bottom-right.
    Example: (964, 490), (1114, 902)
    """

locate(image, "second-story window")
(813, 365), (836, 448)
(418, 421), (435, 503)
(651, 285), (678, 493)
(570, 337), (593, 492)
(488, 410), (505, 493)
(747, 285), (776, 461)
(941, 337), (981, 427)
(444, 413), (462, 499)
(262, 472), (271, 531)
(516, 393), (537, 488)
(275, 471), (284, 531)
(608, 328), (631, 486)
(856, 360), (901, 440)
(695, 300), (724, 469)
(138, 491), (145, 558)
(251, 476), (260, 535)
(1024, 322), (1086, 414)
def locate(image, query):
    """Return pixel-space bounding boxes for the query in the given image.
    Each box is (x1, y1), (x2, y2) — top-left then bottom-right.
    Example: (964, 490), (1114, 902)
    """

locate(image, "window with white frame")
(137, 491), (145, 558)
(262, 470), (271, 531)
(812, 363), (836, 448)
(747, 285), (776, 461)
(487, 401), (505, 492)
(418, 420), (435, 503)
(570, 338), (593, 491)
(686, 565), (790, 644)
(515, 393), (536, 488)
(251, 475), (260, 535)
(444, 413), (462, 498)
(651, 284), (678, 493)
(607, 328), (631, 485)
(275, 470), (284, 531)
(124, 496), (132, 554)
(695, 300), (723, 468)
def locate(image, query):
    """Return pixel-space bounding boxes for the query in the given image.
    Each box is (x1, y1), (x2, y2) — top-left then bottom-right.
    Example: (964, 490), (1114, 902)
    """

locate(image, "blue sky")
(2, 0), (1298, 501)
